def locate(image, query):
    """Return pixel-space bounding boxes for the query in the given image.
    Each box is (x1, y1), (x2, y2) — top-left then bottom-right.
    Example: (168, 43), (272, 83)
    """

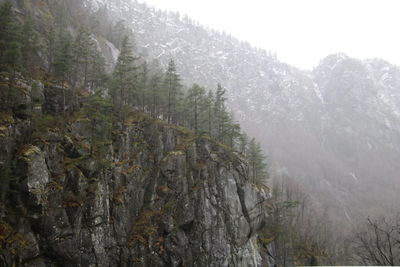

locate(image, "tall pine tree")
(163, 59), (182, 124)
(20, 15), (39, 71)
(247, 138), (268, 183)
(111, 36), (137, 118)
(0, 1), (21, 73)
(187, 84), (206, 134)
(72, 27), (95, 89)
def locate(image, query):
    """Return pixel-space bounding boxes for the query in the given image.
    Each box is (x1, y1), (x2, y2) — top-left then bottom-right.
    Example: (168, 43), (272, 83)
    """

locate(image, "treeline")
(112, 36), (268, 183)
(0, 2), (39, 74)
(0, 1), (268, 183)
(108, 35), (269, 183)
(0, 1), (106, 88)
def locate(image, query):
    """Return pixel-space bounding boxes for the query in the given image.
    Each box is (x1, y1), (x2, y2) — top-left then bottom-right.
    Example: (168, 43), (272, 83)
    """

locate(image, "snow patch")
(349, 172), (358, 181)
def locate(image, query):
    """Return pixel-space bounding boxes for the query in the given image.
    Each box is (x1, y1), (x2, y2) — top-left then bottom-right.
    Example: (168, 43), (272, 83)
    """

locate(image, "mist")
(1, 0), (399, 265)
(141, 0), (400, 70)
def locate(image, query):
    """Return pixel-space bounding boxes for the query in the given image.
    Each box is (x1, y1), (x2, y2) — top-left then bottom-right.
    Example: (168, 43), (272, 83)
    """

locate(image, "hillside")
(2, 0), (400, 265)
(0, 1), (277, 266)
(90, 0), (400, 226)
(0, 74), (271, 266)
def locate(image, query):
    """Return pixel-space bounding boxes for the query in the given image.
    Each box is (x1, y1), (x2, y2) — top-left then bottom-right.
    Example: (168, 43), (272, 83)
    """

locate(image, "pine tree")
(0, 1), (14, 60)
(53, 31), (73, 115)
(87, 50), (107, 91)
(139, 61), (149, 112)
(204, 90), (215, 136)
(20, 15), (39, 71)
(174, 88), (187, 127)
(72, 27), (95, 89)
(247, 138), (268, 183)
(0, 1), (21, 73)
(163, 59), (182, 124)
(46, 26), (56, 73)
(111, 36), (137, 118)
(81, 92), (112, 157)
(149, 72), (163, 118)
(187, 84), (206, 133)
(225, 120), (241, 149)
(238, 132), (249, 155)
(214, 83), (228, 141)
(53, 31), (73, 86)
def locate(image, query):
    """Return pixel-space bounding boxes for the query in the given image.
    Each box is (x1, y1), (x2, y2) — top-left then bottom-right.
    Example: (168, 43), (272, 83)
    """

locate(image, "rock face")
(85, 0), (400, 226)
(0, 76), (270, 266)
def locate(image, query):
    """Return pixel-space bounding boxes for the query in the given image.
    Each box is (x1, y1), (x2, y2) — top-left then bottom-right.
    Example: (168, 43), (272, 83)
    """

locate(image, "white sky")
(138, 0), (400, 70)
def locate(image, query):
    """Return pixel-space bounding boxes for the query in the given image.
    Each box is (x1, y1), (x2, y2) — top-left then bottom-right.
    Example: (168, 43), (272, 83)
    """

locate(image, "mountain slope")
(0, 74), (270, 266)
(91, 0), (400, 226)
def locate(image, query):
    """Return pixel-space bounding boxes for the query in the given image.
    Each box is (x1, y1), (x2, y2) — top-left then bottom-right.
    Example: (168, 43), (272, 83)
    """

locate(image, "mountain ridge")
(89, 0), (400, 226)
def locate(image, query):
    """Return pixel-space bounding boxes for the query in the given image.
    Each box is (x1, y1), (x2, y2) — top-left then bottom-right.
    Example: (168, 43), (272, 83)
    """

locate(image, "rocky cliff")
(0, 74), (271, 266)
(86, 0), (400, 227)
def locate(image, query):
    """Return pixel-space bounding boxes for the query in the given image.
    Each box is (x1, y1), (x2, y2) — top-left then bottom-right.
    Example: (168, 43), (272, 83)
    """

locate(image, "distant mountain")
(88, 0), (400, 225)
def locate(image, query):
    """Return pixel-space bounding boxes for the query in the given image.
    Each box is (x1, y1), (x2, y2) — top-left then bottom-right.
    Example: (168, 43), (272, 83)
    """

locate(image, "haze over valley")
(0, 0), (399, 265)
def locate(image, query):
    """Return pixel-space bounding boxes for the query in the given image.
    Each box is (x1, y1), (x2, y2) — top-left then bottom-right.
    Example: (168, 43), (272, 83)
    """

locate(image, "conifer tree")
(111, 36), (137, 115)
(204, 90), (215, 136)
(247, 138), (268, 182)
(53, 31), (73, 87)
(174, 88), (187, 127)
(149, 72), (163, 118)
(0, 2), (13, 52)
(72, 27), (95, 89)
(238, 132), (249, 155)
(139, 61), (149, 112)
(187, 84), (206, 133)
(0, 1), (21, 73)
(214, 83), (230, 142)
(46, 26), (56, 73)
(225, 120), (241, 149)
(81, 91), (112, 157)
(87, 50), (107, 90)
(20, 15), (39, 71)
(164, 59), (182, 124)
(53, 31), (73, 115)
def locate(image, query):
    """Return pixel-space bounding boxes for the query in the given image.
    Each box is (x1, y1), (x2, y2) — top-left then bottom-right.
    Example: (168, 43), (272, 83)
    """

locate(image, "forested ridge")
(0, 0), (399, 266)
(0, 0), (269, 182)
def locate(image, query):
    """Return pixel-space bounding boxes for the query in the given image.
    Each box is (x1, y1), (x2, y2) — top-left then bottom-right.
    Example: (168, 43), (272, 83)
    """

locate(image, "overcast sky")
(139, 0), (400, 70)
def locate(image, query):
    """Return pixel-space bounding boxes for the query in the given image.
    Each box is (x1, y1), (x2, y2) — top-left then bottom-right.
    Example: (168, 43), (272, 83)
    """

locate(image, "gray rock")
(1, 91), (271, 266)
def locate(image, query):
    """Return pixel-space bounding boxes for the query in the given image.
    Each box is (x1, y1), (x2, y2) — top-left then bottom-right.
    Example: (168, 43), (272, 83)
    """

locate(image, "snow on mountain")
(88, 0), (400, 225)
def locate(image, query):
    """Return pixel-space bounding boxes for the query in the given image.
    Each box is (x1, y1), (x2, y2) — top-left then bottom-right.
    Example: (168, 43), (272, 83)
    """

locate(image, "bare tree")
(353, 216), (400, 266)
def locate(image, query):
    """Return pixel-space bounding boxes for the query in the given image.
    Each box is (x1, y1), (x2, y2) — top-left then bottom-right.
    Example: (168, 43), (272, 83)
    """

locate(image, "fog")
(140, 0), (400, 69)
(2, 0), (400, 265)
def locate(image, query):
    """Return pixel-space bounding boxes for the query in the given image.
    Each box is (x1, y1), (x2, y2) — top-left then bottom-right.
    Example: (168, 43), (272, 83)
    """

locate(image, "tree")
(81, 91), (113, 158)
(265, 175), (340, 266)
(87, 49), (107, 91)
(46, 26), (56, 73)
(163, 59), (182, 124)
(246, 138), (268, 183)
(139, 61), (149, 112)
(238, 132), (249, 155)
(187, 84), (206, 133)
(0, 1), (21, 73)
(72, 27), (96, 89)
(225, 121), (241, 149)
(214, 83), (228, 141)
(149, 72), (163, 118)
(53, 31), (73, 115)
(20, 15), (39, 71)
(204, 90), (215, 136)
(111, 36), (138, 117)
(353, 216), (400, 266)
(53, 31), (73, 87)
